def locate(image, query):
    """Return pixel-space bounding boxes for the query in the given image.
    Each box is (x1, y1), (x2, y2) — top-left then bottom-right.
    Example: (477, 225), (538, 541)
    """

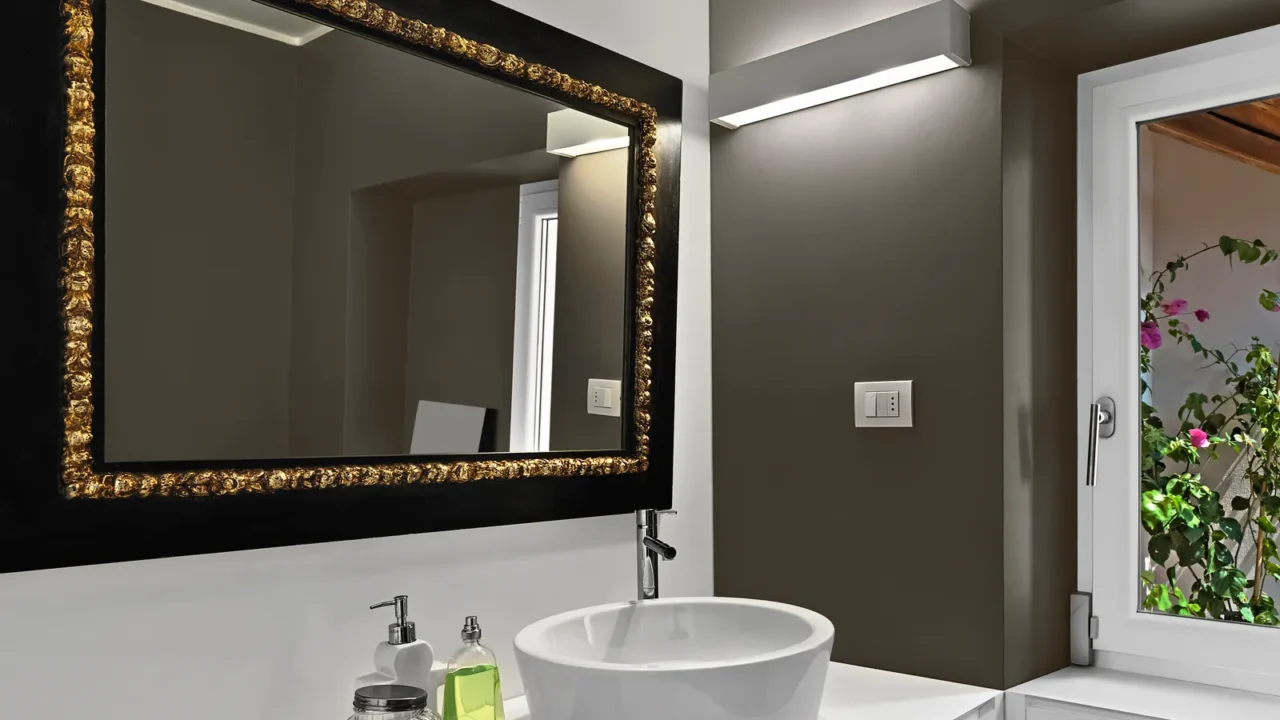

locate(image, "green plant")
(1139, 236), (1280, 625)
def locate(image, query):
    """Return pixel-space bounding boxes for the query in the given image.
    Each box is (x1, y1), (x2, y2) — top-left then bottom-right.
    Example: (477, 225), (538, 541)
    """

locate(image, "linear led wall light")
(546, 109), (631, 158)
(710, 0), (971, 129)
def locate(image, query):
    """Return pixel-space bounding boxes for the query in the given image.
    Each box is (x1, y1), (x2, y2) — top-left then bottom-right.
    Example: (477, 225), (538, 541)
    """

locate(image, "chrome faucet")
(637, 508), (677, 600)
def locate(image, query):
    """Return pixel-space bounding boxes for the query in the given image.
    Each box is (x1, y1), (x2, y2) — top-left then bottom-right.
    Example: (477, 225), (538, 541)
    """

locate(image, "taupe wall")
(343, 188), (413, 456)
(711, 0), (1280, 690)
(550, 149), (629, 450)
(711, 0), (1022, 688)
(104, 2), (641, 463)
(104, 0), (296, 462)
(288, 30), (558, 456)
(999, 39), (1077, 687)
(405, 187), (521, 452)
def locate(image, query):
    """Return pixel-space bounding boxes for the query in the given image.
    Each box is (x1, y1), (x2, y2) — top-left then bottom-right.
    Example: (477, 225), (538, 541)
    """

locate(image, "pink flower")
(1270, 304), (1280, 313)
(1189, 429), (1209, 448)
(1161, 299), (1188, 316)
(1194, 309), (1210, 322)
(1140, 321), (1162, 350)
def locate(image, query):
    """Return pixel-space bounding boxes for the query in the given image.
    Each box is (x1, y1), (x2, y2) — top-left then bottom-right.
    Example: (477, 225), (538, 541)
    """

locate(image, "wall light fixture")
(710, 0), (971, 129)
(546, 109), (631, 158)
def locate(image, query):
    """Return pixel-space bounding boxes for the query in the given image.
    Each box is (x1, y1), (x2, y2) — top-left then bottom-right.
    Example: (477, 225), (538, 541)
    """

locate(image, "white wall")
(1147, 131), (1280, 428)
(0, 2), (711, 718)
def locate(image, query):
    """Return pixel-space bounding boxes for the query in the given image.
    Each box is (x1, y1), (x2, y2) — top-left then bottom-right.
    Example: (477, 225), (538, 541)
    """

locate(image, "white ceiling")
(139, 0), (332, 46)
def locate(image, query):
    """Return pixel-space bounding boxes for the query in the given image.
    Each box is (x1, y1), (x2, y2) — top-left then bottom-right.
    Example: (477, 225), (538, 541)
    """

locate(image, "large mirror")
(104, 0), (634, 464)
(2, 0), (678, 571)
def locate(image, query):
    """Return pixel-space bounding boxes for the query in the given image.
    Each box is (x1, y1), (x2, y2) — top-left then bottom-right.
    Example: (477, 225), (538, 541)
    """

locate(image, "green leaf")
(1141, 570), (1156, 585)
(1242, 606), (1256, 623)
(1180, 505), (1202, 527)
(1260, 290), (1280, 312)
(1260, 516), (1278, 535)
(1149, 534), (1174, 565)
(1142, 491), (1179, 531)
(1183, 524), (1207, 544)
(1178, 537), (1206, 566)
(1221, 235), (1238, 256)
(1232, 495), (1253, 511)
(1221, 518), (1244, 543)
(1147, 584), (1174, 612)
(1238, 243), (1262, 264)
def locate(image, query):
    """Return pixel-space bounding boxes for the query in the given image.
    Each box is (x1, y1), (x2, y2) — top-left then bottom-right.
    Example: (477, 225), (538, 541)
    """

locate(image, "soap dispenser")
(442, 617), (504, 720)
(357, 596), (442, 696)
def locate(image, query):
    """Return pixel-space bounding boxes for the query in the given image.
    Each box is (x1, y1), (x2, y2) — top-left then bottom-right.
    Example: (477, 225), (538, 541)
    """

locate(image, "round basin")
(514, 597), (834, 720)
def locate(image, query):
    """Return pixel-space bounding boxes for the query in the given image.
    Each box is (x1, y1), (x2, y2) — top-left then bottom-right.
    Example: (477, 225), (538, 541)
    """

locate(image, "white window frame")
(510, 180), (560, 453)
(1079, 24), (1280, 695)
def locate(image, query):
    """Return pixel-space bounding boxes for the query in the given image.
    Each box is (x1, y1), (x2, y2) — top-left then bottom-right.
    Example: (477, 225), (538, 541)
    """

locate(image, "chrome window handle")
(1086, 397), (1115, 487)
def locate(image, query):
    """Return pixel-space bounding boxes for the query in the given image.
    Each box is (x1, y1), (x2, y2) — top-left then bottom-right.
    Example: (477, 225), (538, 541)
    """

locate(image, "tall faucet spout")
(637, 508), (677, 601)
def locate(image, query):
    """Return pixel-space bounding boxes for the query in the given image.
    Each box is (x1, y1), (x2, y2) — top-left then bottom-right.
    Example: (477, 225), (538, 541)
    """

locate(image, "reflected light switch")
(587, 379), (622, 417)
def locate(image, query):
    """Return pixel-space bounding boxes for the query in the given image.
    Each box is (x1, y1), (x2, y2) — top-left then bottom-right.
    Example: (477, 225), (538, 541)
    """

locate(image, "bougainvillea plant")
(1140, 235), (1280, 625)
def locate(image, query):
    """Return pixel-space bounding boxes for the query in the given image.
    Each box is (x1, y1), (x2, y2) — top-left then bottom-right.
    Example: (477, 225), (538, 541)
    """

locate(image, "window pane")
(1138, 96), (1280, 626)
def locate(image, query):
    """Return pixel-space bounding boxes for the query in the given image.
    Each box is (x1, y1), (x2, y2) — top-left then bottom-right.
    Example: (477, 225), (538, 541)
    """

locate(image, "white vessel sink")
(514, 597), (834, 720)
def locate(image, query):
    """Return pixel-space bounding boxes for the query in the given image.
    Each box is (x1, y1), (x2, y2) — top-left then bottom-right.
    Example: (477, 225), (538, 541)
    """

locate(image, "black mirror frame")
(0, 0), (682, 573)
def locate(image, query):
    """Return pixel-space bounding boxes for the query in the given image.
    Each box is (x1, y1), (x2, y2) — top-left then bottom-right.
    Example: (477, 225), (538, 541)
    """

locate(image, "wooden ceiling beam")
(1147, 110), (1280, 176)
(1213, 98), (1280, 141)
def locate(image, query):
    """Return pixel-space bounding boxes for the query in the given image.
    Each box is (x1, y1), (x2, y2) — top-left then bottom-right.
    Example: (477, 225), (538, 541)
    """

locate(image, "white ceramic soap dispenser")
(357, 595), (444, 696)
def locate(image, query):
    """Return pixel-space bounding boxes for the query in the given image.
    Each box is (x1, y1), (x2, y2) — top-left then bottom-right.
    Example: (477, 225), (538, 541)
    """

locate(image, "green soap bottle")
(442, 616), (504, 720)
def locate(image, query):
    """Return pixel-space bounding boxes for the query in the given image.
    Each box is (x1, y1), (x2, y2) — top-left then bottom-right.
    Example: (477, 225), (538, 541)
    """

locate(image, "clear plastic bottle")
(349, 684), (442, 720)
(442, 617), (504, 720)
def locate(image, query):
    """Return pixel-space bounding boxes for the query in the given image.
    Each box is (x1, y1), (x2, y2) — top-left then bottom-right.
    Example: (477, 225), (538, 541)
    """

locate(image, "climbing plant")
(1139, 235), (1280, 625)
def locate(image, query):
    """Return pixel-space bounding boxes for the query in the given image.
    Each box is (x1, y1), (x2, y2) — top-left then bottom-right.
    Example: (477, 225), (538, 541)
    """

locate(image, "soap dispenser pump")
(374, 596), (417, 645)
(357, 595), (442, 697)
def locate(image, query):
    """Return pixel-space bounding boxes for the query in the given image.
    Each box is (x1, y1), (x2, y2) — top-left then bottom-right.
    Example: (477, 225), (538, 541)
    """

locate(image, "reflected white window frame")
(1080, 24), (1280, 695)
(510, 180), (560, 453)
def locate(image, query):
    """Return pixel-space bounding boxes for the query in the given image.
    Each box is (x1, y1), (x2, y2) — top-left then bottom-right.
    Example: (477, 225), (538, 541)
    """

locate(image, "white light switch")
(876, 390), (900, 418)
(855, 381), (913, 427)
(587, 379), (622, 417)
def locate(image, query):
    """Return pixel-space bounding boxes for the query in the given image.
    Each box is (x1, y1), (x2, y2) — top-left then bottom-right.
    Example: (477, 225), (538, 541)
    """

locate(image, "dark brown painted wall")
(711, 9), (1007, 687)
(288, 29), (557, 456)
(105, 0), (297, 463)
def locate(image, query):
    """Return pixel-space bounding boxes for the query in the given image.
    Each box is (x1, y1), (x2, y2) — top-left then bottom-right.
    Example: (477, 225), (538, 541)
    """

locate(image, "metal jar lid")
(354, 685), (428, 712)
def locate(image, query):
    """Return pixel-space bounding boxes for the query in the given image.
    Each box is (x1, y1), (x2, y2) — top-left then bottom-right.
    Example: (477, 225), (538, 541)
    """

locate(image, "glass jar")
(350, 685), (442, 720)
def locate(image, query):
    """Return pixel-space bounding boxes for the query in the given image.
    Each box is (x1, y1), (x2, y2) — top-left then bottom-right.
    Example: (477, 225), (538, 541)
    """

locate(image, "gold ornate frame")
(59, 0), (659, 500)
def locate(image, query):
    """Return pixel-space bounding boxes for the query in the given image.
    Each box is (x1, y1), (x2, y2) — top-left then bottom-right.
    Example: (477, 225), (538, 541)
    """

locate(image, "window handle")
(1086, 397), (1115, 487)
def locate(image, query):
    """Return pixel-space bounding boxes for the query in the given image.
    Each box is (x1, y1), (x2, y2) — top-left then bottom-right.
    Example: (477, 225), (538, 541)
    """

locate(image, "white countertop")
(818, 662), (1001, 720)
(1009, 666), (1280, 719)
(504, 661), (1002, 720)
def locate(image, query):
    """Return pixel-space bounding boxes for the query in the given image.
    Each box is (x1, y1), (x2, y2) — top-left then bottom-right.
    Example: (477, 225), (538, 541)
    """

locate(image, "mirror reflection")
(1137, 96), (1280, 625)
(104, 0), (632, 463)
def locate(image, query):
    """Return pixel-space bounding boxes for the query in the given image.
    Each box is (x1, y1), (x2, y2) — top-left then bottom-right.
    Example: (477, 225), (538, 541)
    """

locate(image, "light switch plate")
(855, 380), (913, 427)
(587, 378), (622, 417)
